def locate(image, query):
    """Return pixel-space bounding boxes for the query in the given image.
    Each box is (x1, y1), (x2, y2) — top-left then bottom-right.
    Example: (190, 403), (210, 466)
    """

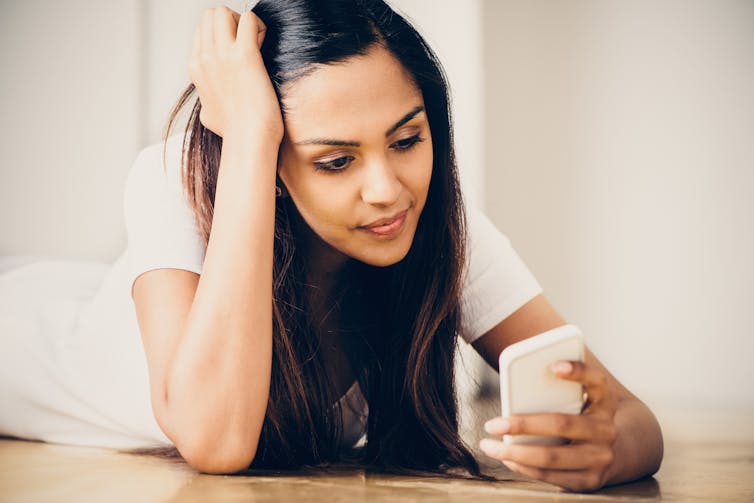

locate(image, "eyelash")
(313, 135), (425, 173)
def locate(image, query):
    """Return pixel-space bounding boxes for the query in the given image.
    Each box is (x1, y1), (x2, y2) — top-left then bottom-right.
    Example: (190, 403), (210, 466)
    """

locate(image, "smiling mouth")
(359, 209), (408, 237)
(361, 209), (409, 229)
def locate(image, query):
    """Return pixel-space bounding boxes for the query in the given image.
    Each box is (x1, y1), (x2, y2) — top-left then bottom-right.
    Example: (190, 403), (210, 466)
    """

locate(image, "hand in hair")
(480, 360), (621, 492)
(188, 6), (283, 141)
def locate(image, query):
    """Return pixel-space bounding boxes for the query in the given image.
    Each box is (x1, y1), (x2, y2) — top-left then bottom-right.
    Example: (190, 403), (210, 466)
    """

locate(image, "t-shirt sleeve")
(122, 135), (206, 297)
(458, 205), (543, 344)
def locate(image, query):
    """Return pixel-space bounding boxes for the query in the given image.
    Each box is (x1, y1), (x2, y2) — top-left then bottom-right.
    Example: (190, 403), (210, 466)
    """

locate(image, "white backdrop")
(482, 0), (754, 441)
(1, 0), (752, 441)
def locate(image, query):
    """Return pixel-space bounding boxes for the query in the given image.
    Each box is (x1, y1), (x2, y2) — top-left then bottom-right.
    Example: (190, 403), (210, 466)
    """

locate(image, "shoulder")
(465, 204), (512, 250)
(122, 132), (201, 245)
(458, 204), (543, 344)
(122, 132), (206, 288)
(125, 133), (187, 199)
(461, 204), (514, 282)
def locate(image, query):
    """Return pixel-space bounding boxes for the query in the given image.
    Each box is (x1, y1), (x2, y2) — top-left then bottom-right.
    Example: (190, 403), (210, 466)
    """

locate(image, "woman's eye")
(312, 135), (424, 173)
(392, 135), (425, 151)
(314, 155), (355, 173)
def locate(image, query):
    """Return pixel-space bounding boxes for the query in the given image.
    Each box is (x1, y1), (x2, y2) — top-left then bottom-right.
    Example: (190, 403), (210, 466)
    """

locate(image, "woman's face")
(277, 44), (433, 269)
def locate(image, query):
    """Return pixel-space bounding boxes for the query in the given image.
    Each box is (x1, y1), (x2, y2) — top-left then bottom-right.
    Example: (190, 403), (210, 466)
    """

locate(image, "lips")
(362, 209), (409, 229)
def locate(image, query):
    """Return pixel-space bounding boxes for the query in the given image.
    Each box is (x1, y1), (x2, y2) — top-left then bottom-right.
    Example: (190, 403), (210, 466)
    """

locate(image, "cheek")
(413, 145), (434, 196)
(293, 180), (355, 229)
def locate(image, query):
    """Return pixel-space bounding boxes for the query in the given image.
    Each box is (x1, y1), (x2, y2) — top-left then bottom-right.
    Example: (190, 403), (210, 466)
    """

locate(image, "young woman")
(0, 0), (663, 492)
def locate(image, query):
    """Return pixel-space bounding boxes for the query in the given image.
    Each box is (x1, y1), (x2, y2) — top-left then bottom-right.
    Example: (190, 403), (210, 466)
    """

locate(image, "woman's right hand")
(189, 7), (284, 142)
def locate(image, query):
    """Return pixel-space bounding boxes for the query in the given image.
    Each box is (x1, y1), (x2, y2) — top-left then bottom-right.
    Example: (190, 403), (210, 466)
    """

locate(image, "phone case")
(498, 324), (585, 445)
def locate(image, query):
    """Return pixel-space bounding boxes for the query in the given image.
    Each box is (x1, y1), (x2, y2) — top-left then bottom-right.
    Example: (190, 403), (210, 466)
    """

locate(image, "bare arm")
(161, 133), (276, 472)
(133, 133), (278, 473)
(133, 7), (283, 474)
(474, 294), (663, 491)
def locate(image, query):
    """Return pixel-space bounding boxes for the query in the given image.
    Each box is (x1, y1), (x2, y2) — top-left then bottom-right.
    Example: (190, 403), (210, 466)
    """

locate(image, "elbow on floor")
(178, 438), (257, 474)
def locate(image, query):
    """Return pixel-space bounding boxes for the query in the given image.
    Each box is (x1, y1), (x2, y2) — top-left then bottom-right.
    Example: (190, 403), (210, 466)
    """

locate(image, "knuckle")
(553, 414), (572, 432)
(543, 449), (559, 466)
(596, 373), (608, 388)
(586, 472), (602, 490)
(215, 50), (231, 63)
(576, 473), (601, 492)
(527, 465), (544, 479)
(245, 10), (261, 23)
(198, 52), (213, 65)
(509, 417), (523, 433)
(572, 361), (585, 375)
(219, 5), (237, 19)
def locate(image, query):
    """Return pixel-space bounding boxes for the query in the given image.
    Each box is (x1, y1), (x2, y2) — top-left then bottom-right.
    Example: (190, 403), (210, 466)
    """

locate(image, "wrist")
(221, 128), (281, 163)
(223, 122), (283, 146)
(603, 399), (664, 487)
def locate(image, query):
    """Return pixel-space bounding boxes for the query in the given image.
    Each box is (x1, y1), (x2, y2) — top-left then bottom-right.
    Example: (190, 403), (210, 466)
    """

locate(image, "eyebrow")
(294, 105), (425, 147)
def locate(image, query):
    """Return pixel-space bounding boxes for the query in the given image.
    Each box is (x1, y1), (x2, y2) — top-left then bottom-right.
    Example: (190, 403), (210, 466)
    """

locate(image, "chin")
(359, 254), (407, 268)
(356, 238), (414, 267)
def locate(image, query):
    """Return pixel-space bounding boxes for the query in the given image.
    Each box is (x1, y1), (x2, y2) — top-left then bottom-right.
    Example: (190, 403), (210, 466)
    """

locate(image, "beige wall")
(483, 0), (754, 439)
(0, 0), (143, 261)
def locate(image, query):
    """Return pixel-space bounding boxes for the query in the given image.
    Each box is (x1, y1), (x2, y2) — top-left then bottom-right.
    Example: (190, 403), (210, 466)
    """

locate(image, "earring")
(275, 185), (283, 197)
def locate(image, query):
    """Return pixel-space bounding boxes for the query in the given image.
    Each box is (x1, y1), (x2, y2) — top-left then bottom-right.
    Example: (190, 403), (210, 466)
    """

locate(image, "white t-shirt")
(0, 133), (542, 451)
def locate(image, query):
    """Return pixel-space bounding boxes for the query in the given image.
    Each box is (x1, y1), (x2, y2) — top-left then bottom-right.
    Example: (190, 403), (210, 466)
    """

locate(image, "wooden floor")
(1, 434), (752, 502)
(1, 397), (753, 502)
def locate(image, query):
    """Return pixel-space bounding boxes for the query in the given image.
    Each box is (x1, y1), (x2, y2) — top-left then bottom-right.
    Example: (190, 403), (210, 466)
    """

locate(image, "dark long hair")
(162, 0), (486, 478)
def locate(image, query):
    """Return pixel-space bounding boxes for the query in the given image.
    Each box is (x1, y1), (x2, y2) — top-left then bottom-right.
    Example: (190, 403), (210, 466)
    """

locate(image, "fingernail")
(551, 361), (572, 374)
(479, 438), (498, 453)
(484, 418), (510, 434)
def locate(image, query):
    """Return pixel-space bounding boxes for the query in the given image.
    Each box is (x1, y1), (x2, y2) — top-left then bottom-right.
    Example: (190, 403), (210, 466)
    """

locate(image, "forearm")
(604, 397), (664, 486)
(162, 130), (278, 470)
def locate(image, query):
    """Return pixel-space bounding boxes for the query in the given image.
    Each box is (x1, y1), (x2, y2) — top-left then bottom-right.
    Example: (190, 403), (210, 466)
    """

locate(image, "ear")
(275, 173), (290, 198)
(275, 140), (292, 198)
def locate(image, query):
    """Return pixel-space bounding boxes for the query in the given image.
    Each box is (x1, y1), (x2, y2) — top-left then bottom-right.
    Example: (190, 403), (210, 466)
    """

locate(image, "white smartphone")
(498, 324), (585, 445)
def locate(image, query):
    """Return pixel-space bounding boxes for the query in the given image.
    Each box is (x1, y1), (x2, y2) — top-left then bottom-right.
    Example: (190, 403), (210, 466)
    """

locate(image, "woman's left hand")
(479, 360), (619, 492)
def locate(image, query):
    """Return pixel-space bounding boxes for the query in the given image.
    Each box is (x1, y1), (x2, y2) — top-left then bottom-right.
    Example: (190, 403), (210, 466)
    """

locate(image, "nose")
(360, 155), (402, 207)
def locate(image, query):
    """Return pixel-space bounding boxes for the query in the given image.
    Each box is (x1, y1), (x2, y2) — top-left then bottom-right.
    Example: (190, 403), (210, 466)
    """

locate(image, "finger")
(502, 460), (605, 493)
(498, 413), (616, 443)
(479, 438), (613, 470)
(199, 8), (215, 55)
(550, 360), (609, 405)
(213, 6), (238, 50)
(236, 10), (267, 50)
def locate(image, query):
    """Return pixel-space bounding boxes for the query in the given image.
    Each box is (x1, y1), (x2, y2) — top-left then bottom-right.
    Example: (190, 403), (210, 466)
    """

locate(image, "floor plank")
(2, 395), (753, 501)
(1, 435), (752, 502)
